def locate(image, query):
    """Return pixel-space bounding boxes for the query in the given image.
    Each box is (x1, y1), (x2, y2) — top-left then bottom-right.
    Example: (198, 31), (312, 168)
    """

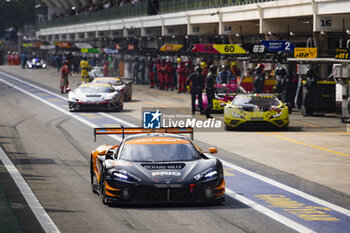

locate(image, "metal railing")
(41, 2), (148, 29)
(40, 0), (276, 29)
(160, 0), (274, 13)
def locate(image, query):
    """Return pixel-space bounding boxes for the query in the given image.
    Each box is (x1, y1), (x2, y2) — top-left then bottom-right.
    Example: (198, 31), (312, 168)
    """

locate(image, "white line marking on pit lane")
(0, 147), (61, 233)
(1, 71), (350, 230)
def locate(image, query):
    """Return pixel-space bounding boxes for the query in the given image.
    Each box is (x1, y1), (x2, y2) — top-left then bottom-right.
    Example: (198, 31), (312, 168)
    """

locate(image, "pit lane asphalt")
(0, 66), (349, 233)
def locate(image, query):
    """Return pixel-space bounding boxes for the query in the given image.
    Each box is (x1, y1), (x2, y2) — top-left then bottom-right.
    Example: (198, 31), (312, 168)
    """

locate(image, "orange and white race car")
(90, 127), (225, 205)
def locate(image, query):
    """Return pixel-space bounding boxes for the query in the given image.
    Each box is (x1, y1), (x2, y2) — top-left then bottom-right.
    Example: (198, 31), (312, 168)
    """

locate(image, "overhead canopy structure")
(74, 43), (92, 49)
(287, 58), (350, 63)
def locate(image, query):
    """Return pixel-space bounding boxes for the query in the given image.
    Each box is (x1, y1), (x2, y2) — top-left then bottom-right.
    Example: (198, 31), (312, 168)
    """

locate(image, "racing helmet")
(279, 66), (287, 76)
(200, 61), (207, 69)
(177, 58), (182, 63)
(195, 65), (201, 73)
(209, 65), (217, 74)
(275, 67), (281, 76)
(221, 65), (227, 71)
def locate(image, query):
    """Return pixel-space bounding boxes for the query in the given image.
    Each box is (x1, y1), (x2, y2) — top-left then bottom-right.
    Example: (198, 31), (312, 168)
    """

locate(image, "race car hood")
(69, 90), (119, 102)
(107, 158), (218, 185)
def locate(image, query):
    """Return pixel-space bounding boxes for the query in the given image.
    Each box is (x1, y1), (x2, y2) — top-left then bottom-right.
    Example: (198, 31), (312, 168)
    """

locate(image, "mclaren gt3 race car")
(92, 77), (132, 101)
(224, 94), (289, 130)
(68, 83), (123, 111)
(90, 127), (225, 205)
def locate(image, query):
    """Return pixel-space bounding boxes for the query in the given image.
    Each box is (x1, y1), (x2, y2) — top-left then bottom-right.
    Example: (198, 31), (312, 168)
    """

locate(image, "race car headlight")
(194, 169), (218, 181)
(113, 172), (128, 180)
(204, 170), (217, 178)
(113, 170), (141, 183)
(231, 112), (244, 119)
(271, 112), (282, 118)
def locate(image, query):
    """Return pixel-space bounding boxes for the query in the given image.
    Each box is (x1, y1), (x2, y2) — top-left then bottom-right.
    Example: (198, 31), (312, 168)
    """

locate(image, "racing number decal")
(213, 100), (220, 110)
(285, 42), (291, 51)
(224, 45), (235, 53)
(294, 48), (317, 59)
(336, 53), (349, 59)
(253, 45), (265, 53)
(213, 44), (246, 54)
(335, 48), (350, 59)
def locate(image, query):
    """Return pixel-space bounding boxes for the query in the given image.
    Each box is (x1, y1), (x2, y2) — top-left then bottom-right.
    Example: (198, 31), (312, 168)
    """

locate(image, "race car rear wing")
(94, 126), (194, 141)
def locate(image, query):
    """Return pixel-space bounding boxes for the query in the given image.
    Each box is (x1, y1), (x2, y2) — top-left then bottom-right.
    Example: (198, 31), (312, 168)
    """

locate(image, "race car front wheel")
(90, 158), (98, 194)
(101, 182), (110, 205)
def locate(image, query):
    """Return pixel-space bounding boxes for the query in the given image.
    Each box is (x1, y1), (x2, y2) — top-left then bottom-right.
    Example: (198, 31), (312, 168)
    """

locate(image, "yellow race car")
(224, 94), (289, 130)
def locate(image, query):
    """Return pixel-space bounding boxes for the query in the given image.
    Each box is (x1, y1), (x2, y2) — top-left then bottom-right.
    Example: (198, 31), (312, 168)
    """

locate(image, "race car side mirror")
(105, 153), (113, 160)
(209, 147), (218, 154)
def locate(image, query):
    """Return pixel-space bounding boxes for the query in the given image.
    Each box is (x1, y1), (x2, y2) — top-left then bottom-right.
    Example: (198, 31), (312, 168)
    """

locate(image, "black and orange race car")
(90, 127), (225, 205)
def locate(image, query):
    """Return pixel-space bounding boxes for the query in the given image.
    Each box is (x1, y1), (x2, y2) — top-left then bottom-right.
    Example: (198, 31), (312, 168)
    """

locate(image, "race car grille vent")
(241, 106), (254, 112)
(141, 163), (185, 170)
(86, 94), (101, 97)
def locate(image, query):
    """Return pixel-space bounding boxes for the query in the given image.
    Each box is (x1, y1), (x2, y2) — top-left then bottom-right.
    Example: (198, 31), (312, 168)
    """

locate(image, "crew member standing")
(216, 65), (234, 84)
(177, 61), (187, 93)
(80, 57), (91, 83)
(303, 67), (318, 116)
(103, 61), (110, 77)
(159, 60), (166, 90)
(147, 58), (155, 88)
(20, 52), (27, 69)
(165, 60), (174, 91)
(60, 60), (71, 94)
(204, 65), (217, 118)
(155, 58), (161, 88)
(186, 66), (204, 114)
(253, 64), (265, 93)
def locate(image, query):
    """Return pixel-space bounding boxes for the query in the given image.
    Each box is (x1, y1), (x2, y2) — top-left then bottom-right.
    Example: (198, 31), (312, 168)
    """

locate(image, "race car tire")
(90, 158), (98, 194)
(224, 125), (234, 131)
(279, 125), (289, 131)
(101, 182), (110, 205)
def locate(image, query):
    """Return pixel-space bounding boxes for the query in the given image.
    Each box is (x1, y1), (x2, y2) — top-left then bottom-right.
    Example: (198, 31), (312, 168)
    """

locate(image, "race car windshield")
(77, 86), (114, 93)
(91, 70), (104, 77)
(93, 79), (122, 85)
(233, 96), (280, 107)
(119, 143), (200, 162)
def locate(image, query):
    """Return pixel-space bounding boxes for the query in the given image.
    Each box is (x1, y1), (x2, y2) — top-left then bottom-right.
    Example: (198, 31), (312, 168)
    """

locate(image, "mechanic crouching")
(187, 66), (204, 115)
(204, 65), (217, 118)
